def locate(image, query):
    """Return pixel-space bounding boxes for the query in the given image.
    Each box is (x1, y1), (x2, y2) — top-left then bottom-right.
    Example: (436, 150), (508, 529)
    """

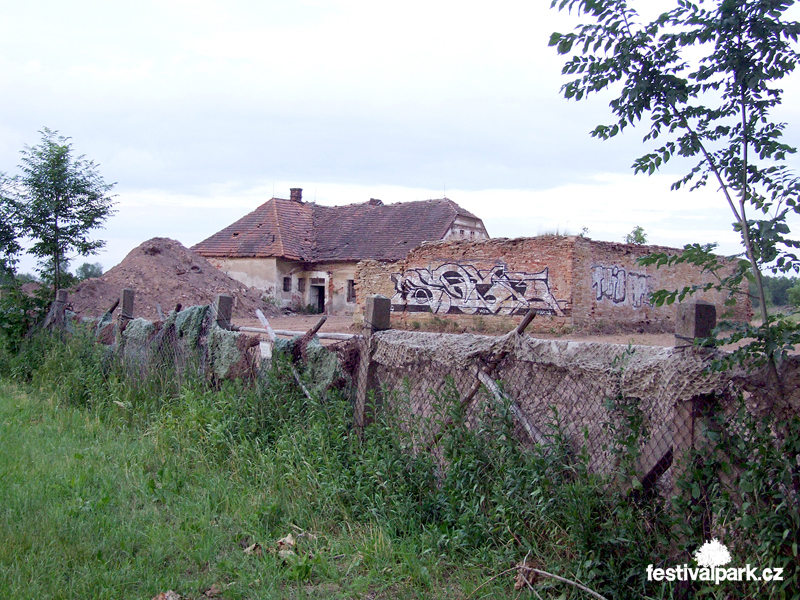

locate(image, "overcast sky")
(2, 0), (799, 274)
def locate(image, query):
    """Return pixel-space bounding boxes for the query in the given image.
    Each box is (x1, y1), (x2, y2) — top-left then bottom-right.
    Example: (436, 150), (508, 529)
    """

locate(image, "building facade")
(192, 189), (489, 315)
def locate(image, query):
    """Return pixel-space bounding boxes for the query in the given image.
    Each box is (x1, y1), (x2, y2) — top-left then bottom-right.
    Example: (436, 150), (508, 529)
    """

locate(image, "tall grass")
(1, 328), (798, 599)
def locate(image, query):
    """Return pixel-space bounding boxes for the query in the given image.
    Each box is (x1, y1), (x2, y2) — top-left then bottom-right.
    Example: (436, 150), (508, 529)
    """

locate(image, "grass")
(1, 328), (798, 599)
(0, 374), (505, 599)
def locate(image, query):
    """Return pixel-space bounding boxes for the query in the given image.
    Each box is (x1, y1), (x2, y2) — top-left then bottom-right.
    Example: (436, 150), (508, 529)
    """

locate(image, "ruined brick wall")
(355, 236), (751, 333)
(355, 237), (575, 332)
(571, 238), (751, 332)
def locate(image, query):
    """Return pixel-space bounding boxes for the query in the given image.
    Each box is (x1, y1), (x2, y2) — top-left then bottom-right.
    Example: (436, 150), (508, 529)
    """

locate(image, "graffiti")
(591, 265), (627, 304)
(628, 272), (651, 308)
(591, 265), (651, 308)
(391, 263), (565, 316)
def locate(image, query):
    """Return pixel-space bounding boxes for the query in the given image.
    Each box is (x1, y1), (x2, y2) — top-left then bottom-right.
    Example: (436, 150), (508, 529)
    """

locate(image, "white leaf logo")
(693, 539), (732, 568)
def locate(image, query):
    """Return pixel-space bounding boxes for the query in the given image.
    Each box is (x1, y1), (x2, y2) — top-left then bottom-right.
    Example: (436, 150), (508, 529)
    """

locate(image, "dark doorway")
(311, 285), (325, 313)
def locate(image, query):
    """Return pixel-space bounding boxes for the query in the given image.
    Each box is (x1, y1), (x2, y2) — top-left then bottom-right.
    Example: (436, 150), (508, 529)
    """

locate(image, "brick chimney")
(290, 188), (303, 202)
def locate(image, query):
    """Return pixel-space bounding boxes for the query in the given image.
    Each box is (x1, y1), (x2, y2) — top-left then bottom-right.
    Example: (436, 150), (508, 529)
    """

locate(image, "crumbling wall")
(570, 237), (751, 332)
(354, 236), (751, 333)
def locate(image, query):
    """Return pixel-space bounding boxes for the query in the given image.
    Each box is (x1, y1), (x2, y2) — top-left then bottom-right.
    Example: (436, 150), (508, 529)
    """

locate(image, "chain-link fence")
(46, 288), (800, 501)
(338, 328), (800, 498)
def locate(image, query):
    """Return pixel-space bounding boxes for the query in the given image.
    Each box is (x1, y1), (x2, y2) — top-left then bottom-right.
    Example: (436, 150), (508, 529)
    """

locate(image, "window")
(297, 278), (306, 293)
(283, 277), (292, 292)
(347, 280), (356, 303)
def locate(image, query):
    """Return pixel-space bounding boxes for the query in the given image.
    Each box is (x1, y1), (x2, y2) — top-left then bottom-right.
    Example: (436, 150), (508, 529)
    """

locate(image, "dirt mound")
(68, 238), (273, 321)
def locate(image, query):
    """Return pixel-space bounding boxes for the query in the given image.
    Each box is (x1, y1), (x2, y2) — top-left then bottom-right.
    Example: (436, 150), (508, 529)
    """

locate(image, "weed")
(1, 331), (797, 599)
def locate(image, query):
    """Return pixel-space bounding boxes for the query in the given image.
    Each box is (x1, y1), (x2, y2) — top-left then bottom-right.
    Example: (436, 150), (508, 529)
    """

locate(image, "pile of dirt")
(68, 238), (273, 321)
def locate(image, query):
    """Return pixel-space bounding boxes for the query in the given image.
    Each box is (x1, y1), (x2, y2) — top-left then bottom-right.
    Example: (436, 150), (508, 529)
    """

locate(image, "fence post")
(354, 295), (391, 435)
(675, 300), (716, 348)
(214, 294), (234, 330)
(118, 288), (135, 331)
(670, 301), (717, 496)
(42, 289), (69, 330)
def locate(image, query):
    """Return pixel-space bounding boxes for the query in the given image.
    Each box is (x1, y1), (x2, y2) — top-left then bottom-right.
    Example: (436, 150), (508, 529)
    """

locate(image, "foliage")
(789, 280), (800, 307)
(549, 0), (800, 377)
(748, 274), (800, 308)
(0, 282), (50, 361)
(672, 397), (800, 598)
(5, 128), (116, 293)
(75, 261), (103, 280)
(0, 177), (21, 277)
(624, 225), (648, 245)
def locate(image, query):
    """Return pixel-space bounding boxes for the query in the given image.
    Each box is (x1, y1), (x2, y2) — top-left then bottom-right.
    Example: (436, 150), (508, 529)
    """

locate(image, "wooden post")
(118, 288), (134, 330)
(43, 290), (69, 330)
(355, 295), (391, 435)
(214, 294), (234, 330)
(427, 306), (538, 451)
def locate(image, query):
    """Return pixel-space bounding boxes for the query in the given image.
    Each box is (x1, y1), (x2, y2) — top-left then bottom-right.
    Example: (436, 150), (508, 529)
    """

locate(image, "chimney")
(290, 188), (303, 202)
(368, 198), (383, 206)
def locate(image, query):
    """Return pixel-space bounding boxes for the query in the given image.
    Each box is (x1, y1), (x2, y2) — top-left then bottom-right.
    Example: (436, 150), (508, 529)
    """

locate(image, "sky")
(2, 0), (799, 275)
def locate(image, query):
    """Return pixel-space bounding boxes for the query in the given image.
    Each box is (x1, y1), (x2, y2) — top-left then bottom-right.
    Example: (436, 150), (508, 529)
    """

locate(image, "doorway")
(311, 285), (325, 313)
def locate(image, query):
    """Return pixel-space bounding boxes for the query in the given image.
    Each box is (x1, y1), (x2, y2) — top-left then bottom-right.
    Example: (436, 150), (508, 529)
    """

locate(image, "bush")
(2, 331), (797, 599)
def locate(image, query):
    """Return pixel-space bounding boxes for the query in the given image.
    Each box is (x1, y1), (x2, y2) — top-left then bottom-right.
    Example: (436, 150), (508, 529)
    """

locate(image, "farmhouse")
(192, 188), (489, 314)
(355, 235), (752, 332)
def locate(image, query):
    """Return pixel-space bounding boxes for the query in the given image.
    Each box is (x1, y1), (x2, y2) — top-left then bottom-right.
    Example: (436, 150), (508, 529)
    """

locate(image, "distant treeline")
(752, 275), (800, 309)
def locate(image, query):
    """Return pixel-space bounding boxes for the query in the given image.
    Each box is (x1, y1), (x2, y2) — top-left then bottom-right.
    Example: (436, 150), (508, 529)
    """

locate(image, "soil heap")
(68, 238), (271, 321)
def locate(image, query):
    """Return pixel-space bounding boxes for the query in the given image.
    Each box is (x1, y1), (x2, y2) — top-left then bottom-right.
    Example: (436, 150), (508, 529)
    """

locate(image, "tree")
(8, 128), (116, 293)
(789, 280), (800, 307)
(0, 176), (21, 277)
(549, 0), (800, 378)
(75, 261), (103, 281)
(624, 225), (648, 245)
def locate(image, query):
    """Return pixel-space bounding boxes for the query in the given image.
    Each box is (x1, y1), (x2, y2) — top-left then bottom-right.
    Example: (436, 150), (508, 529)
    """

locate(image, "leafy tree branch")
(549, 0), (800, 386)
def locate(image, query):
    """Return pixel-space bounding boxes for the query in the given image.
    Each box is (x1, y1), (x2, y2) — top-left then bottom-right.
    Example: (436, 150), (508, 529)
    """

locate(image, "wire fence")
(49, 289), (800, 500)
(340, 328), (800, 497)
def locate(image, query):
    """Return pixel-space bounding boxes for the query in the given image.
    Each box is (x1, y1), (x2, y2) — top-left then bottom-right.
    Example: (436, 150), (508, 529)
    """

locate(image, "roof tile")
(192, 197), (484, 262)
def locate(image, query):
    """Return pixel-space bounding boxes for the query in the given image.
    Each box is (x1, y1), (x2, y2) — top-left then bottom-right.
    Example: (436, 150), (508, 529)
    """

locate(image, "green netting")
(120, 317), (157, 365)
(303, 339), (345, 395)
(172, 305), (210, 348)
(207, 325), (248, 380)
(268, 337), (348, 396)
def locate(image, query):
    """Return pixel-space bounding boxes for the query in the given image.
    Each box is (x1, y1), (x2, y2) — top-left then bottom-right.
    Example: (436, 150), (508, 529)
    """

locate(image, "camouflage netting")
(273, 336), (353, 397)
(103, 304), (261, 382)
(356, 330), (800, 481)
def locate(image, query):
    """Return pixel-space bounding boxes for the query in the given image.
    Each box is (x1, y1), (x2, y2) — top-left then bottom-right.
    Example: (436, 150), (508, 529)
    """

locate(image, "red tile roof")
(192, 197), (485, 262)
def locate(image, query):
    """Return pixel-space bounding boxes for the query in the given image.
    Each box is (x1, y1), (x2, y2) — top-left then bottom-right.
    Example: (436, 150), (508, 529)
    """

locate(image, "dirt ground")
(234, 314), (679, 347)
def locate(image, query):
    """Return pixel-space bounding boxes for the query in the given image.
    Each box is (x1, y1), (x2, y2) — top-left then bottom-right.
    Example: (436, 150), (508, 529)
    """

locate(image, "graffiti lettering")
(591, 265), (651, 308)
(391, 263), (565, 316)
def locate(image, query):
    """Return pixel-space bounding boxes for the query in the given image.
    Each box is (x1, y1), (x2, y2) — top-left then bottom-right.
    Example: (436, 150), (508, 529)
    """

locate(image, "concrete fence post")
(364, 294), (391, 333)
(355, 295), (391, 435)
(214, 294), (234, 330)
(675, 300), (716, 347)
(118, 288), (135, 331)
